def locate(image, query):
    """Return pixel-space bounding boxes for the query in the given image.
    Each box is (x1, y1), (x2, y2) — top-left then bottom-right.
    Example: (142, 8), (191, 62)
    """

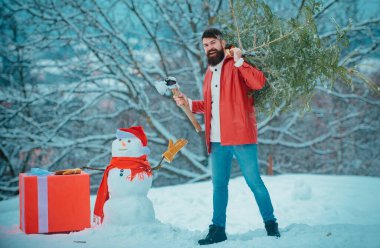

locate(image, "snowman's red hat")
(116, 126), (148, 147)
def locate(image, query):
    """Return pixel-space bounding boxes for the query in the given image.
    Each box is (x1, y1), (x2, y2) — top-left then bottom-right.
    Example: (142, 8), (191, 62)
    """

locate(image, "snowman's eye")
(128, 140), (131, 143)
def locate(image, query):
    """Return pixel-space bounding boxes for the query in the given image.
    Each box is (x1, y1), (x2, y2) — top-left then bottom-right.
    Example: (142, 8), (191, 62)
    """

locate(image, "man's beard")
(207, 48), (225, 66)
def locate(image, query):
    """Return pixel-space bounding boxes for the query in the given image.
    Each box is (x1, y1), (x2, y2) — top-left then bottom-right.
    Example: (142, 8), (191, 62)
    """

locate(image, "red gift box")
(19, 172), (91, 234)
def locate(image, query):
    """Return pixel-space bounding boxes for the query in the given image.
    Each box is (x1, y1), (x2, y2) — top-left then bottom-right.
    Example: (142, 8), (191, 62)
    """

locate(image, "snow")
(1, 174), (380, 248)
(356, 58), (380, 75)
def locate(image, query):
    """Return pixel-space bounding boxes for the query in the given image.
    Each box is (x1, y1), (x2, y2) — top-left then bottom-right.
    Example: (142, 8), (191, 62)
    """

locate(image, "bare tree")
(0, 0), (379, 200)
(0, 0), (226, 199)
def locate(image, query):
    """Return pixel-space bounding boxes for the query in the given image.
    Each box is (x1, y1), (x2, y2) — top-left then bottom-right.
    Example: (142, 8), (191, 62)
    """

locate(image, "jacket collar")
(208, 55), (233, 72)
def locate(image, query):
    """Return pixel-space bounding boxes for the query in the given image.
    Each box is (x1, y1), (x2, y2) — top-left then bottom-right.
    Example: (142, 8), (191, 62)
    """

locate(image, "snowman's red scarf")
(94, 155), (152, 223)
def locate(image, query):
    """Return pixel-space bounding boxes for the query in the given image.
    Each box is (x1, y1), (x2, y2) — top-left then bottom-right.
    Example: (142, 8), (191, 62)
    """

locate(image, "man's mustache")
(207, 49), (219, 56)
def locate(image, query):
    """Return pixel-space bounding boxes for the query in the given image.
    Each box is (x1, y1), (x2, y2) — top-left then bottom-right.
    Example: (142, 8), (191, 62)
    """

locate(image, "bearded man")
(174, 28), (280, 245)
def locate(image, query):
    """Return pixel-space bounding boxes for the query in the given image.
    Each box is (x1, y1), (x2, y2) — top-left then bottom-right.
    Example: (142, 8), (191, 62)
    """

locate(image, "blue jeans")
(210, 142), (276, 227)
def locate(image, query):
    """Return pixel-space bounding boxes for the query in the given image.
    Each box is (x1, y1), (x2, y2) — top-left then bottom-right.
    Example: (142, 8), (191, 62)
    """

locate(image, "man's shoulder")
(222, 56), (243, 71)
(223, 56), (235, 65)
(219, 56), (233, 70)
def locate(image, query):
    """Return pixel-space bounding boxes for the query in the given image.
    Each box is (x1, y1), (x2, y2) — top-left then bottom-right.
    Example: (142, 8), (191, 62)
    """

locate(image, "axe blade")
(165, 76), (179, 89)
(154, 80), (171, 96)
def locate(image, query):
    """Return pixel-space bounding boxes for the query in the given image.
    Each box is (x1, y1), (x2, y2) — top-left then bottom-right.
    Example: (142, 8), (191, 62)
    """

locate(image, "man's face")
(202, 37), (225, 66)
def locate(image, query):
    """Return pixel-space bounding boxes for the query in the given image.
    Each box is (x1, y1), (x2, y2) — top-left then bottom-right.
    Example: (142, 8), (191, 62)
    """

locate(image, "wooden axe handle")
(171, 88), (202, 133)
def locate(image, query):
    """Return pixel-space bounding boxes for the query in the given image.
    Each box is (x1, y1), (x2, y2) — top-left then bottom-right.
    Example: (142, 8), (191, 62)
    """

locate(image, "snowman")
(93, 126), (187, 226)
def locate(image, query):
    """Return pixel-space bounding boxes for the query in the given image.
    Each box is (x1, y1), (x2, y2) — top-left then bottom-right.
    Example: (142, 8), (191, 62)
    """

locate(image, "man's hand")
(230, 47), (242, 62)
(173, 93), (189, 108)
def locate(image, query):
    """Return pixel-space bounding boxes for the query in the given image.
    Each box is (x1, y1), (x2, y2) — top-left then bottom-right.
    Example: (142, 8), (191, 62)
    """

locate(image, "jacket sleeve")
(191, 100), (205, 114)
(237, 61), (266, 90)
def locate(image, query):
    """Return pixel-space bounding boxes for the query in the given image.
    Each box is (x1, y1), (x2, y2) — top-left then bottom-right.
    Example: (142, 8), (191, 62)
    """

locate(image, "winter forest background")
(0, 0), (379, 200)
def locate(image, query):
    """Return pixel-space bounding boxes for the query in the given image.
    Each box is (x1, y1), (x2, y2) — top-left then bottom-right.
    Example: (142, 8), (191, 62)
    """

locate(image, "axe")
(154, 77), (202, 133)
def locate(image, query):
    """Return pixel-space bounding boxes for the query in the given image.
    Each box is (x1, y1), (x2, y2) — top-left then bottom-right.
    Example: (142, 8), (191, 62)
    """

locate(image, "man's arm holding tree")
(230, 47), (266, 90)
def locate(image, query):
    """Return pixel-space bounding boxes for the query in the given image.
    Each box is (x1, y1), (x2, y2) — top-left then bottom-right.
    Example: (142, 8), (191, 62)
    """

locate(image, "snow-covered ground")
(1, 174), (380, 248)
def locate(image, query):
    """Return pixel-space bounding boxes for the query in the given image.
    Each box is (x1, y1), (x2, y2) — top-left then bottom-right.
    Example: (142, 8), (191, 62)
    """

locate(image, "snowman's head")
(111, 127), (150, 157)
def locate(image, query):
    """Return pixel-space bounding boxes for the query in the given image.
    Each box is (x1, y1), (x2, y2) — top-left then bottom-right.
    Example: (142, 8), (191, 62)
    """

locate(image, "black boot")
(198, 224), (227, 245)
(265, 220), (281, 237)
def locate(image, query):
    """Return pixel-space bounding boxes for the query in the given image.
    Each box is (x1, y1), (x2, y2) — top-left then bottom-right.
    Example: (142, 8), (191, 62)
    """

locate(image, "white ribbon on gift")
(37, 176), (49, 233)
(21, 175), (25, 232)
(21, 171), (50, 233)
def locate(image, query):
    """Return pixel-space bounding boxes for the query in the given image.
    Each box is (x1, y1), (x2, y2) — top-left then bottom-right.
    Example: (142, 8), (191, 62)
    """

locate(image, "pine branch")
(228, 0), (243, 49)
(246, 24), (308, 52)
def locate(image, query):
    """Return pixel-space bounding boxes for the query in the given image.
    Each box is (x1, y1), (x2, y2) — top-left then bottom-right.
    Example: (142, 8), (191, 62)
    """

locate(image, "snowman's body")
(103, 170), (154, 225)
(102, 129), (155, 225)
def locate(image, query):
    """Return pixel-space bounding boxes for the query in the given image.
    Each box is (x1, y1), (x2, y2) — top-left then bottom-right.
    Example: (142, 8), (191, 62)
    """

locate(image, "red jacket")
(192, 56), (266, 153)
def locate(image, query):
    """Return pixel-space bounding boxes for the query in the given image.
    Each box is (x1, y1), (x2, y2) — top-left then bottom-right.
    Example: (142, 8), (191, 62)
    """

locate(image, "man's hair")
(202, 28), (223, 40)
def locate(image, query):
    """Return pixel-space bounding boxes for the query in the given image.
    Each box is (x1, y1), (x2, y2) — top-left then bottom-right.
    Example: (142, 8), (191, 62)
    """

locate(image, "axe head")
(165, 76), (178, 89)
(154, 76), (180, 96)
(154, 80), (171, 96)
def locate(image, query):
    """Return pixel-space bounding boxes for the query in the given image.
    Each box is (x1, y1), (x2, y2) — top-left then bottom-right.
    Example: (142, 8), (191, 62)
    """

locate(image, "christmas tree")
(222, 0), (378, 114)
